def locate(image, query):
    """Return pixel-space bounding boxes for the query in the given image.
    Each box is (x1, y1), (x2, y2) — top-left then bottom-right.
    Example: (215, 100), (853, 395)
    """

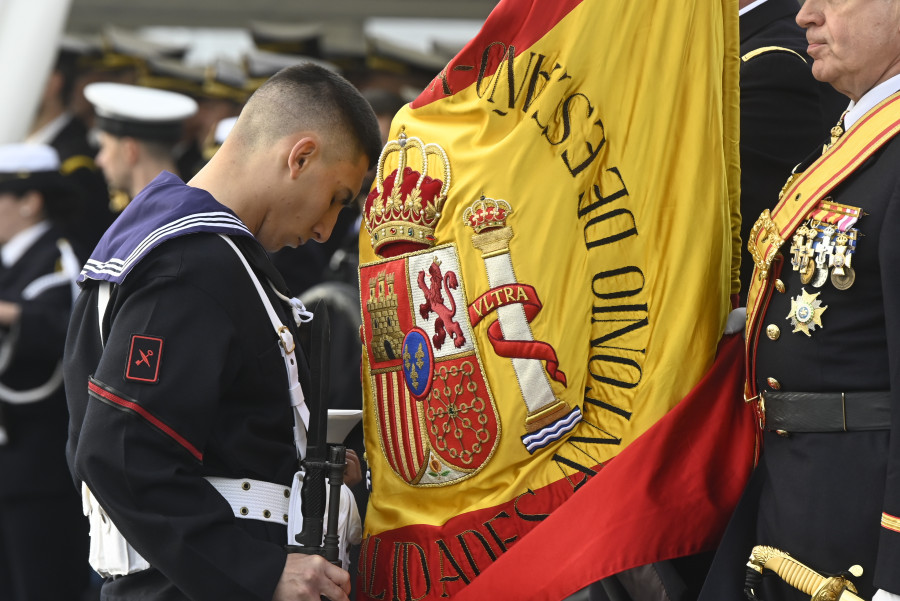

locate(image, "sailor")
(84, 81), (197, 210)
(64, 63), (381, 601)
(0, 143), (88, 600)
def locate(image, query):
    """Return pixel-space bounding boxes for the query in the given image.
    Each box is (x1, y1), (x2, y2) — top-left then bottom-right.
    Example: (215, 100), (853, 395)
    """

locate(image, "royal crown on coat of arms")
(463, 196), (511, 234)
(363, 127), (451, 258)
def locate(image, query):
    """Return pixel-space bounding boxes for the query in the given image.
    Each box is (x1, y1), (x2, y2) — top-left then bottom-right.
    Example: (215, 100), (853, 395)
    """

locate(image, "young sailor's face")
(259, 152), (368, 252)
(94, 132), (132, 195)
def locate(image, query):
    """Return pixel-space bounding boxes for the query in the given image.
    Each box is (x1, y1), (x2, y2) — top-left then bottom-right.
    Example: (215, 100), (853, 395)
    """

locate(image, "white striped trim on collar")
(81, 212), (250, 279)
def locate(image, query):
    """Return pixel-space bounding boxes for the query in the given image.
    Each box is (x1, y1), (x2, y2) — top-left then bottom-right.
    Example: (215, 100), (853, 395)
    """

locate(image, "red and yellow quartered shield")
(358, 0), (752, 598)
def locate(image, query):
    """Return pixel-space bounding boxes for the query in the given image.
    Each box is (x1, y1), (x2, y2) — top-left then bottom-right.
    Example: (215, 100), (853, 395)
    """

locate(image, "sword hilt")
(747, 546), (865, 601)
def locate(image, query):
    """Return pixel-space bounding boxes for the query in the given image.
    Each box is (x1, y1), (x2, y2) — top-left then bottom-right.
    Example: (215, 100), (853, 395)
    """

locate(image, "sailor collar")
(79, 171), (253, 284)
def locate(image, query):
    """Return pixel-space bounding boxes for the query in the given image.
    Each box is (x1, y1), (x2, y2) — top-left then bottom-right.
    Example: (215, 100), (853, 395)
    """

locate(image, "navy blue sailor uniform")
(64, 171), (315, 601)
(0, 222), (88, 599)
(700, 81), (900, 601)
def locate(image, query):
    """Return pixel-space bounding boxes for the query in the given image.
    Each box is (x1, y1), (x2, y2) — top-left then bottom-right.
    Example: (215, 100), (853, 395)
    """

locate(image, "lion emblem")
(417, 259), (466, 350)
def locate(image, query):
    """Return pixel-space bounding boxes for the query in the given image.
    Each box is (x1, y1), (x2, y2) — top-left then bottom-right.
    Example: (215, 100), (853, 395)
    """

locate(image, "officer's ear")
(287, 136), (318, 180)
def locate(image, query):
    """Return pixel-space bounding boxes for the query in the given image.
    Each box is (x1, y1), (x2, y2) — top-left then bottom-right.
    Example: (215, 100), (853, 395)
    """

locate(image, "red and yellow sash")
(745, 91), (900, 398)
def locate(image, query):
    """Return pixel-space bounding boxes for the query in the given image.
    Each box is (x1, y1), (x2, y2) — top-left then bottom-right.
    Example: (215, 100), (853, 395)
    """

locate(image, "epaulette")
(741, 45), (807, 63)
(60, 154), (98, 175)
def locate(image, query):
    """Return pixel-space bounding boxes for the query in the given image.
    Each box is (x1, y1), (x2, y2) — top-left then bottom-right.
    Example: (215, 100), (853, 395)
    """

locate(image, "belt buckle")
(745, 393), (765, 430)
(277, 325), (296, 354)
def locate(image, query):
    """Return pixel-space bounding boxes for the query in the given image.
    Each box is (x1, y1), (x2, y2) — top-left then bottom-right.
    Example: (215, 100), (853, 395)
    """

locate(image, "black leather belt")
(762, 391), (892, 433)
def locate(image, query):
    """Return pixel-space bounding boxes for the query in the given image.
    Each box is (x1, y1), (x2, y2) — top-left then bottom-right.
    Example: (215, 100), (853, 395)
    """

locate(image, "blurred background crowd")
(0, 3), (494, 599)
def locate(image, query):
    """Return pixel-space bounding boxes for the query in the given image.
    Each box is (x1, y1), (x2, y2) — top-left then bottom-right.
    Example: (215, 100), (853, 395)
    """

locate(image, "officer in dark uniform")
(27, 40), (115, 253)
(0, 144), (88, 601)
(64, 63), (381, 601)
(701, 1), (900, 600)
(737, 0), (846, 296)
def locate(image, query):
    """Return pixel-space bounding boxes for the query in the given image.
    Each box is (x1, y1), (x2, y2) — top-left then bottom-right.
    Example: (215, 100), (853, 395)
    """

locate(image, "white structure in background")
(140, 26), (255, 67)
(0, 0), (73, 143)
(363, 18), (484, 70)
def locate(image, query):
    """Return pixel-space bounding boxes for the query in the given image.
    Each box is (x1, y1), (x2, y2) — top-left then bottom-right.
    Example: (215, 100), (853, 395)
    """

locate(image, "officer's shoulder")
(741, 45), (808, 65)
(740, 45), (816, 87)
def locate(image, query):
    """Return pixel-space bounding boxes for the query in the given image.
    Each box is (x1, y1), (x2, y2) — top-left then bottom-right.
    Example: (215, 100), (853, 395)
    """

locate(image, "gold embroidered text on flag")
(357, 0), (741, 598)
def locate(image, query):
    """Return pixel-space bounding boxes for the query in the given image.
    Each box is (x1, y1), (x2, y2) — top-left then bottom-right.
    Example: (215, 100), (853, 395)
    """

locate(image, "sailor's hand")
(343, 449), (362, 487)
(874, 590), (900, 601)
(273, 553), (350, 601)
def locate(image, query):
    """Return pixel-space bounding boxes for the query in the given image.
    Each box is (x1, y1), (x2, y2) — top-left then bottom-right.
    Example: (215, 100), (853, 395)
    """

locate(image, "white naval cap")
(84, 82), (199, 142)
(0, 144), (60, 176)
(0, 144), (77, 208)
(214, 116), (238, 145)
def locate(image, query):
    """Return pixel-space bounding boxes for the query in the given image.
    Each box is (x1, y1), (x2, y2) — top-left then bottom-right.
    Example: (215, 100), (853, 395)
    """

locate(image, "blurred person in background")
(84, 82), (198, 210)
(27, 41), (114, 253)
(0, 144), (88, 601)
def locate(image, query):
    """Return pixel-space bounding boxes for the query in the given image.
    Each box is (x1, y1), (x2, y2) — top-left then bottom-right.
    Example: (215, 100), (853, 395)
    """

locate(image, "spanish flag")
(357, 0), (753, 598)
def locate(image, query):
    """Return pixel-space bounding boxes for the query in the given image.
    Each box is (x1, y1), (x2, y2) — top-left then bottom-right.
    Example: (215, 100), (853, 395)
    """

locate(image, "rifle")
(286, 300), (347, 567)
(745, 545), (865, 601)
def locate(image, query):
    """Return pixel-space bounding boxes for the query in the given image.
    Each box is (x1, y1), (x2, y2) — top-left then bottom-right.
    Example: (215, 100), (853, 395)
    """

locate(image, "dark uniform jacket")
(738, 0), (846, 295)
(64, 173), (313, 601)
(49, 114), (115, 253)
(701, 97), (900, 600)
(0, 223), (79, 498)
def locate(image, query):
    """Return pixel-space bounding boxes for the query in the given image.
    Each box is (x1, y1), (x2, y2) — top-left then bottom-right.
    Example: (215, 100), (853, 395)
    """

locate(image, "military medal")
(830, 231), (856, 290)
(789, 199), (862, 291)
(811, 224), (835, 288)
(786, 287), (827, 336)
(811, 267), (829, 288)
(789, 225), (817, 283)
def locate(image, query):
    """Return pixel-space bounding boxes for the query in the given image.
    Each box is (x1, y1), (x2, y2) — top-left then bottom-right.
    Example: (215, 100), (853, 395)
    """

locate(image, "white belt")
(205, 477), (291, 525)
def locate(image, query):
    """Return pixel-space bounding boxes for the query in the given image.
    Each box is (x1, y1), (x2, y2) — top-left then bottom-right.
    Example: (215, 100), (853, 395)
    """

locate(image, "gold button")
(766, 324), (780, 340)
(241, 481), (251, 491)
(283, 514), (289, 523)
(775, 279), (786, 293)
(263, 510), (271, 519)
(284, 489), (290, 498)
(240, 507), (249, 516)
(766, 377), (781, 390)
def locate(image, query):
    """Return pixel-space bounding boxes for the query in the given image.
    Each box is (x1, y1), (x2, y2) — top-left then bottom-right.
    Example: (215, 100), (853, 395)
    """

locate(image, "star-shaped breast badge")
(786, 287), (827, 337)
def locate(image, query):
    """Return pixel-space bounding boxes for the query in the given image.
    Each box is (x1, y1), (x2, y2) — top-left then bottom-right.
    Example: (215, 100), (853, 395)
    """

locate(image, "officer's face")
(797, 0), (900, 101)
